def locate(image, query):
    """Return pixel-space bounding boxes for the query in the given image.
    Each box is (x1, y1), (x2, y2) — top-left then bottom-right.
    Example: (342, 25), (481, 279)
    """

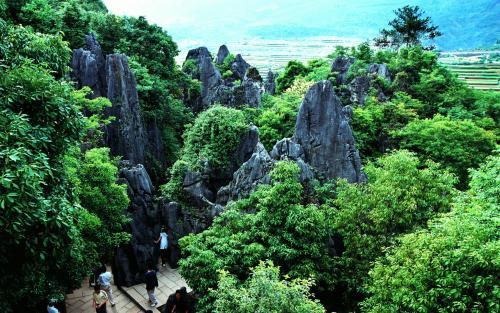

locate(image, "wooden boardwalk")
(66, 264), (190, 313)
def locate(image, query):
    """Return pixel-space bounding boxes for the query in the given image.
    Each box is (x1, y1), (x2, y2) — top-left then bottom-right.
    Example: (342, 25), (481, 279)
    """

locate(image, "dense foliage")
(179, 161), (337, 312)
(0, 20), (90, 311)
(332, 150), (457, 309)
(0, 4), (131, 310)
(65, 148), (131, 261)
(162, 106), (248, 203)
(1, 1), (498, 312)
(214, 261), (326, 313)
(397, 115), (496, 186)
(362, 154), (500, 313)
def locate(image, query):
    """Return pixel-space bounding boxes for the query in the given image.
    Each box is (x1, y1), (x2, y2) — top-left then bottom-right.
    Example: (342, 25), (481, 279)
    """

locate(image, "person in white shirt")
(155, 226), (169, 267)
(98, 265), (115, 306)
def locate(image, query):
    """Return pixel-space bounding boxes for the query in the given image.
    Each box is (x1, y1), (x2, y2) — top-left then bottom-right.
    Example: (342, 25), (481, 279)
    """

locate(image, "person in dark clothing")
(163, 289), (188, 313)
(145, 261), (159, 307)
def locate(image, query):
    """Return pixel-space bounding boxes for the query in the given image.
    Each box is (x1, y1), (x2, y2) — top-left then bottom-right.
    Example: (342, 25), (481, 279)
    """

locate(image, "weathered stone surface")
(186, 46), (211, 64)
(71, 33), (106, 98)
(199, 56), (223, 109)
(331, 56), (355, 85)
(104, 54), (146, 165)
(114, 162), (157, 287)
(231, 54), (250, 80)
(215, 44), (230, 65)
(234, 125), (260, 168)
(217, 142), (273, 204)
(295, 80), (365, 183)
(183, 170), (215, 207)
(270, 138), (315, 183)
(232, 78), (262, 108)
(348, 75), (370, 106)
(368, 63), (391, 82)
(245, 67), (263, 82)
(264, 69), (278, 95)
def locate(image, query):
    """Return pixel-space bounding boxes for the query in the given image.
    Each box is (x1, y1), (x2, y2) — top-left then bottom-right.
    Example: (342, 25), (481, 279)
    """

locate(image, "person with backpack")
(92, 284), (108, 313)
(145, 260), (159, 307)
(98, 265), (115, 307)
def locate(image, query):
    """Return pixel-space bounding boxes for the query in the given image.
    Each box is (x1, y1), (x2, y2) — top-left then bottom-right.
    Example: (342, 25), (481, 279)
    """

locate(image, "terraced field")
(445, 63), (500, 91)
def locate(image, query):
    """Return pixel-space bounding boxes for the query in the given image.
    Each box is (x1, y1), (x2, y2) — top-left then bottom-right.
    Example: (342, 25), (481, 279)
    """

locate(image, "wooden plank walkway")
(66, 264), (190, 313)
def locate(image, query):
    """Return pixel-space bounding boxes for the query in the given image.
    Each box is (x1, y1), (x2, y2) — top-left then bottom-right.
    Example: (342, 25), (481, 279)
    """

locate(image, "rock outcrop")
(218, 81), (366, 205)
(331, 56), (355, 85)
(231, 54), (250, 80)
(215, 44), (229, 65)
(71, 34), (106, 98)
(114, 162), (157, 286)
(104, 54), (146, 165)
(264, 70), (278, 95)
(348, 75), (371, 106)
(368, 63), (391, 82)
(295, 80), (365, 183)
(184, 46), (263, 111)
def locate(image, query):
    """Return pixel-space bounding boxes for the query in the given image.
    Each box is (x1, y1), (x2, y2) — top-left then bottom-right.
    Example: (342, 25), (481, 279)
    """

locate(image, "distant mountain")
(104, 0), (499, 51)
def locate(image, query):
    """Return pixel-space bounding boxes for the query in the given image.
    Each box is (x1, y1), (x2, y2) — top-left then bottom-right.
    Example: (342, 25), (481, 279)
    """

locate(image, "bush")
(180, 161), (337, 312)
(362, 156), (500, 312)
(213, 261), (326, 313)
(397, 115), (496, 187)
(332, 150), (457, 309)
(276, 60), (309, 93)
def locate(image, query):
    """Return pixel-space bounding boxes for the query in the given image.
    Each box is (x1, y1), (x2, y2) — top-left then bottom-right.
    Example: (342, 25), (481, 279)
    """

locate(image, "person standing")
(155, 226), (169, 267)
(92, 284), (108, 313)
(47, 300), (59, 313)
(145, 261), (159, 307)
(98, 265), (115, 307)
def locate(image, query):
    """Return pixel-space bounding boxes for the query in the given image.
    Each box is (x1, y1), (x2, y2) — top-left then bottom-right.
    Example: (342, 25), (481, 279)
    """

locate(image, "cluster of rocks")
(183, 45), (277, 113)
(71, 34), (172, 286)
(331, 55), (392, 106)
(71, 36), (370, 286)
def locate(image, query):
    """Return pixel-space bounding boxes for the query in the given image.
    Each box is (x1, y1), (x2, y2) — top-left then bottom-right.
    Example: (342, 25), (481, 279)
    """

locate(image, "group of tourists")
(87, 226), (191, 313)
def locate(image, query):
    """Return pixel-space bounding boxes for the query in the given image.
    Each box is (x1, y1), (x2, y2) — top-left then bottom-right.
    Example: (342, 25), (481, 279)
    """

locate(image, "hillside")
(1, 1), (499, 313)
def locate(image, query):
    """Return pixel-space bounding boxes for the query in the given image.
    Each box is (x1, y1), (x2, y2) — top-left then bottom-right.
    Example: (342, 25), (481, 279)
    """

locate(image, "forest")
(0, 0), (498, 312)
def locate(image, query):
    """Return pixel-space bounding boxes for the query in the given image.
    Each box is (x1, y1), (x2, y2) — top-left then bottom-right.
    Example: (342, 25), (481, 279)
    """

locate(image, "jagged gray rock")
(368, 63), (391, 82)
(264, 69), (278, 95)
(332, 56), (355, 85)
(114, 162), (157, 287)
(215, 44), (230, 65)
(217, 142), (273, 204)
(71, 34), (106, 98)
(199, 57), (223, 108)
(295, 80), (366, 183)
(186, 46), (211, 64)
(231, 54), (250, 80)
(182, 126), (261, 207)
(104, 54), (146, 165)
(348, 75), (371, 106)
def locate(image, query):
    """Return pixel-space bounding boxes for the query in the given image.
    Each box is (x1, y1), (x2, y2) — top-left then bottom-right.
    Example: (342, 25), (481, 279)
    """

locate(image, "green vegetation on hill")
(0, 1), (498, 312)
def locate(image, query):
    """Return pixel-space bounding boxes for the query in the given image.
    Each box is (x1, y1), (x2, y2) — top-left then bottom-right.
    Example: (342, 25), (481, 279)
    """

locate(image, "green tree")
(213, 261), (326, 313)
(332, 150), (457, 310)
(161, 106), (247, 204)
(276, 60), (309, 93)
(351, 95), (419, 159)
(60, 0), (91, 49)
(67, 148), (131, 261)
(397, 115), (496, 187)
(362, 155), (500, 313)
(179, 161), (337, 312)
(374, 5), (442, 49)
(0, 23), (93, 311)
